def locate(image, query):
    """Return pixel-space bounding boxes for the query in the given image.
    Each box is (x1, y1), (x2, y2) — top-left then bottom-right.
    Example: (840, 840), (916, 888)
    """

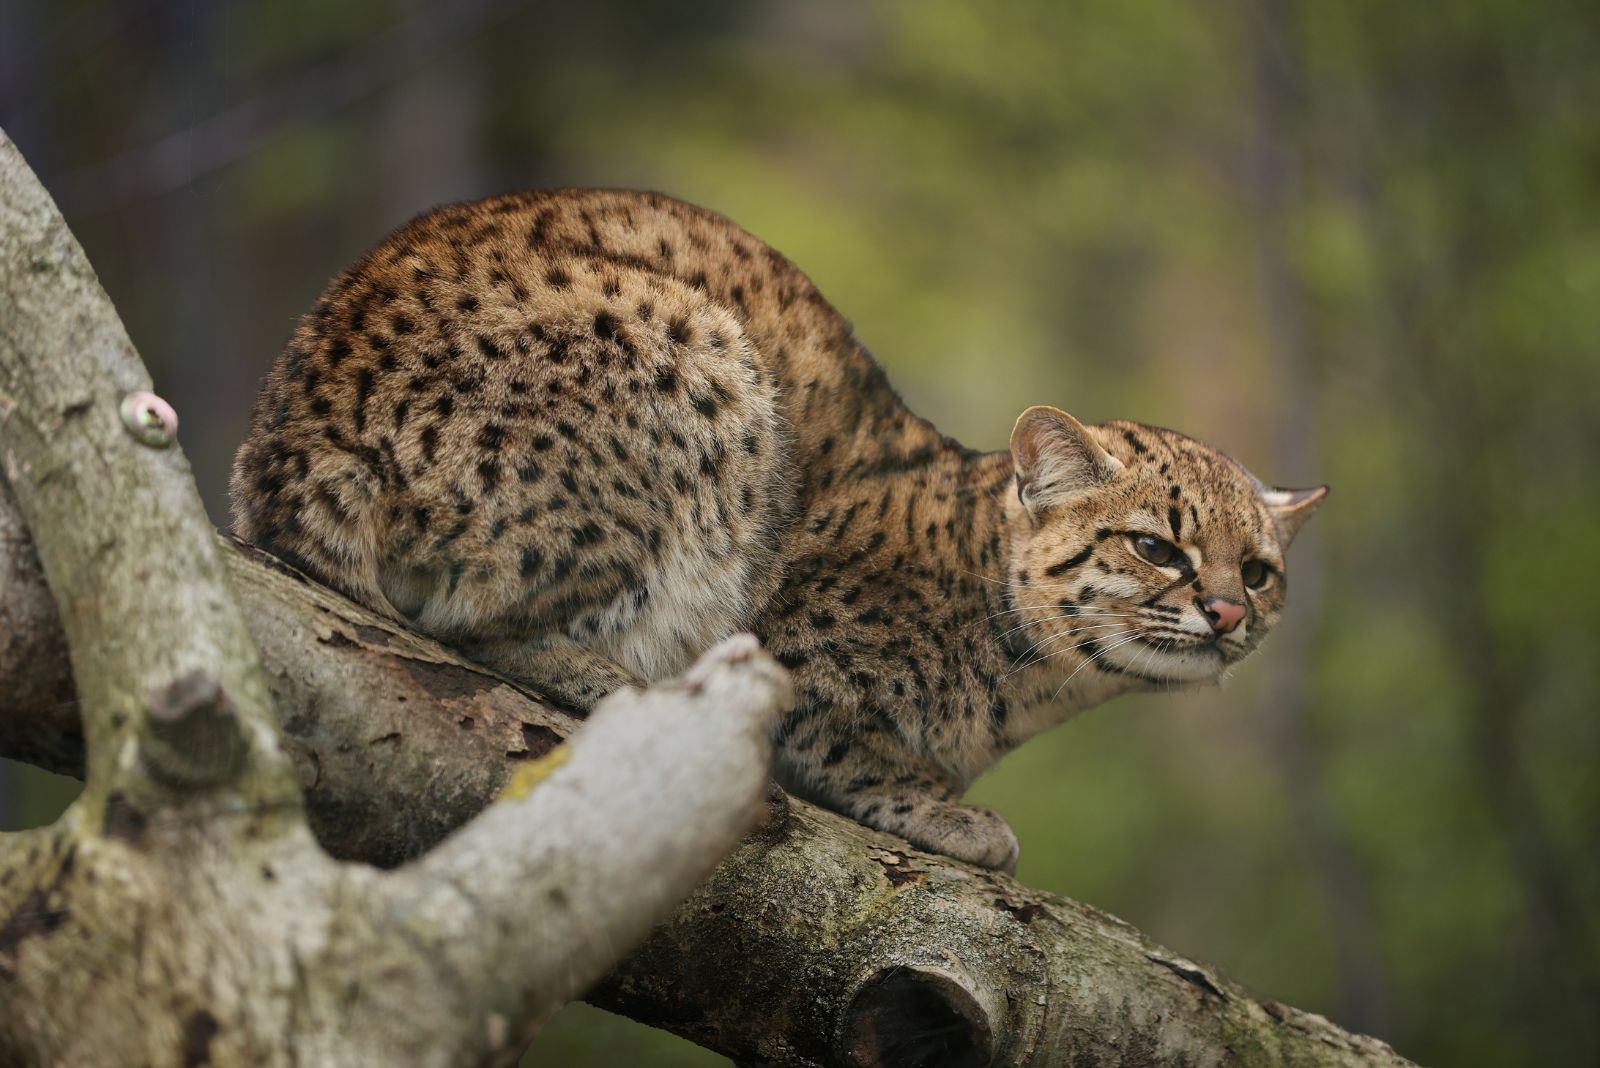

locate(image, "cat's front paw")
(900, 802), (1020, 874)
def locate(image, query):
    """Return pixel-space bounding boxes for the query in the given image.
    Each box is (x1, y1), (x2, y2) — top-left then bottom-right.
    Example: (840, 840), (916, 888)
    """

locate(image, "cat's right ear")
(1010, 406), (1122, 520)
(1262, 484), (1328, 546)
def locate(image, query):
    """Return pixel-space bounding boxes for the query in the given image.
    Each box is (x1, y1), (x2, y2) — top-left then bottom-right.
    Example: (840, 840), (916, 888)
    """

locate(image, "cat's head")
(1006, 405), (1325, 686)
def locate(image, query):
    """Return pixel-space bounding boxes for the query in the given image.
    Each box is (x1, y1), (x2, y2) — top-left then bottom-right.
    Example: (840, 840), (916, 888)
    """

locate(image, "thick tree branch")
(1, 474), (1413, 1066)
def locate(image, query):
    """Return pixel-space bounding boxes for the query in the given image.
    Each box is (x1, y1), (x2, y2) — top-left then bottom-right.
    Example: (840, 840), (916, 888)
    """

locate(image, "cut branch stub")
(841, 965), (997, 1068)
(141, 669), (251, 788)
(118, 390), (178, 448)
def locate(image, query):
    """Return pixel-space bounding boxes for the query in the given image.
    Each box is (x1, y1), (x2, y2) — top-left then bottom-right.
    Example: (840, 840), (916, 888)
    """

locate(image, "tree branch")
(0, 126), (782, 1067)
(1, 112), (296, 812)
(389, 635), (789, 1019)
(0, 474), (1413, 1066)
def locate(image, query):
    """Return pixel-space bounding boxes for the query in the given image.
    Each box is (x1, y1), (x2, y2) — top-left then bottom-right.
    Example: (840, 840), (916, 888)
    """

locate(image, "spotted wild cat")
(231, 189), (1326, 871)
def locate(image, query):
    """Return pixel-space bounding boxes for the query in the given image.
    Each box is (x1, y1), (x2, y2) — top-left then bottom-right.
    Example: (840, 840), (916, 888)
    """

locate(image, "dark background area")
(3, 1), (1597, 1063)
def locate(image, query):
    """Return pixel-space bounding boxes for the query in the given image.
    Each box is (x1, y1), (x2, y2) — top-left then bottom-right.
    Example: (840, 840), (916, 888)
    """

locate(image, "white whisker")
(1028, 622), (1132, 648)
(994, 612), (1130, 641)
(1129, 634), (1164, 684)
(1003, 623), (1133, 679)
(1052, 632), (1144, 702)
(982, 603), (1135, 623)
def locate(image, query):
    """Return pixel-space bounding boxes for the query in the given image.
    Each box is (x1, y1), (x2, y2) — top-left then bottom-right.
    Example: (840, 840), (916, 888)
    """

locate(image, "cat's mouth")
(1097, 632), (1229, 683)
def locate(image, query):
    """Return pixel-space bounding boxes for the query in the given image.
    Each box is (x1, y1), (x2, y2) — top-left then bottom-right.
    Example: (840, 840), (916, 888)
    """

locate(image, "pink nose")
(1200, 598), (1246, 635)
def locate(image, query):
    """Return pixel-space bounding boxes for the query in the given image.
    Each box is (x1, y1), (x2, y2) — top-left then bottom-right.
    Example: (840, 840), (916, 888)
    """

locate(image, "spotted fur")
(231, 189), (1326, 871)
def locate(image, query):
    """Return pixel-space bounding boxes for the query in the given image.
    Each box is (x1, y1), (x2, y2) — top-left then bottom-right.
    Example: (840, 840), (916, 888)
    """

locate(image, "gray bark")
(0, 126), (1413, 1066)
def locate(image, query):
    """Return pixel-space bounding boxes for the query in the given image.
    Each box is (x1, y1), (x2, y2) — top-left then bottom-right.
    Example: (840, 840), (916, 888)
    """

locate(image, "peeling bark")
(0, 126), (1413, 1066)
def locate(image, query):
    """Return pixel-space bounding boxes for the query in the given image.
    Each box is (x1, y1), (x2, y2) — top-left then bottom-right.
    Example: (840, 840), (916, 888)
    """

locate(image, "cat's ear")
(1262, 485), (1328, 546)
(1010, 406), (1122, 519)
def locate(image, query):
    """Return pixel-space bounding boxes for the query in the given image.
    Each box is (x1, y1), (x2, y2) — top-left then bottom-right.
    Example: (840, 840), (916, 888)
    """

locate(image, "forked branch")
(0, 126), (783, 1067)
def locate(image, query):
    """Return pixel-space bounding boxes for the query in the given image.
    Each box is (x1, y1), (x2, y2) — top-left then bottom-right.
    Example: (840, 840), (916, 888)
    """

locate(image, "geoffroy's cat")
(232, 189), (1326, 871)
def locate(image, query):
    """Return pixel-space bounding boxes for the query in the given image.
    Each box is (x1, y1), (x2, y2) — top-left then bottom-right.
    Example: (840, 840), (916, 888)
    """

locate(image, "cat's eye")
(1132, 535), (1182, 568)
(1241, 560), (1270, 589)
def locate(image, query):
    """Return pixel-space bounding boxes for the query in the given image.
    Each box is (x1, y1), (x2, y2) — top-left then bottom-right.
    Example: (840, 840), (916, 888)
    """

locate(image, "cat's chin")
(1101, 637), (1226, 685)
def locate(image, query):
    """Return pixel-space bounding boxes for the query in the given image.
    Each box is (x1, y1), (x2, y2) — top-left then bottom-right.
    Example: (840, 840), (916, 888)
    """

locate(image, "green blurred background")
(3, 1), (1597, 1063)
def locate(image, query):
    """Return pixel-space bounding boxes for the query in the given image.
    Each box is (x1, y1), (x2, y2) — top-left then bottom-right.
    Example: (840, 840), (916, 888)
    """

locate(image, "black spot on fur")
(355, 370), (376, 434)
(477, 423), (506, 452)
(181, 1009), (219, 1067)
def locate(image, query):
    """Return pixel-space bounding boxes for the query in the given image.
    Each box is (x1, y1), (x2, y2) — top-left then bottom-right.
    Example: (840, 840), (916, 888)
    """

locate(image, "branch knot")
(141, 669), (250, 788)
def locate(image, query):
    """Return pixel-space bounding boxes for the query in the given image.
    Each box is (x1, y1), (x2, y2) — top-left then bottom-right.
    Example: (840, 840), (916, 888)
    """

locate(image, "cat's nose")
(1199, 597), (1246, 635)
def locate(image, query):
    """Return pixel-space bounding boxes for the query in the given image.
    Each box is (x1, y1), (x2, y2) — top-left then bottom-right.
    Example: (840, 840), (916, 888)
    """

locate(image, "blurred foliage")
(2, 0), (1597, 1064)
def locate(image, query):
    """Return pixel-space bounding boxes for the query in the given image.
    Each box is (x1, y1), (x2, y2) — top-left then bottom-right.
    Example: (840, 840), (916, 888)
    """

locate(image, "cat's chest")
(760, 553), (1013, 739)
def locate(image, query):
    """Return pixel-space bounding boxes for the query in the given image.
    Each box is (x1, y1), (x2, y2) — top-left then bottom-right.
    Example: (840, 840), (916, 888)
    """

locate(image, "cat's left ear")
(1010, 406), (1123, 520)
(1262, 485), (1328, 546)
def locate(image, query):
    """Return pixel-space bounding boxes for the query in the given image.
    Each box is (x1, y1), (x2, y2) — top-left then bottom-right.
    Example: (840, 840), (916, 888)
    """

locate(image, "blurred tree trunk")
(142, 0), (229, 515)
(1244, 0), (1390, 1037)
(373, 0), (491, 222)
(1316, 13), (1600, 1059)
(1363, 135), (1600, 1068)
